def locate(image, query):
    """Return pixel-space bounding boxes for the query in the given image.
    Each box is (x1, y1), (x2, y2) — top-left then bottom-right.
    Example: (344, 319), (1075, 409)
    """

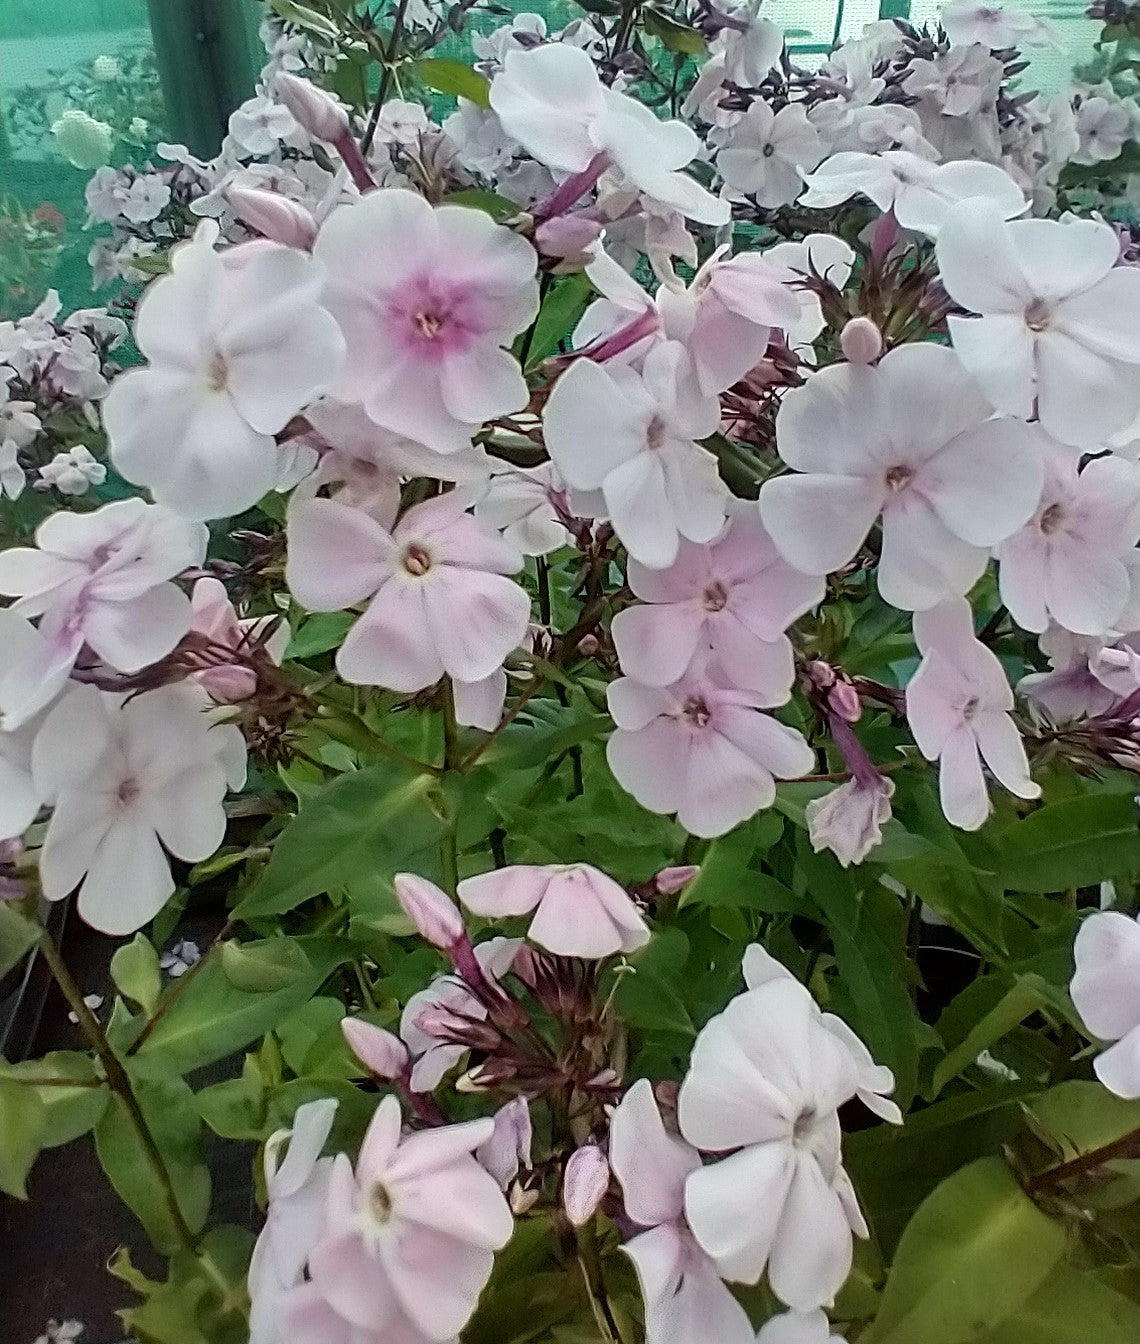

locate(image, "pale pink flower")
(0, 614), (50, 836)
(610, 1080), (755, 1344)
(936, 201), (1140, 447)
(563, 1144), (611, 1226)
(313, 191), (539, 454)
(32, 683), (246, 934)
(1018, 626), (1118, 723)
(798, 150), (1025, 236)
(717, 102), (823, 209)
(804, 777), (895, 870)
(307, 1095), (513, 1341)
(489, 45), (728, 226)
(996, 452), (1140, 636)
(189, 577), (290, 702)
(606, 671), (814, 838)
(280, 1280), (429, 1344)
(1070, 909), (1140, 1099)
(274, 71), (351, 143)
(759, 343), (1044, 611)
(227, 185), (320, 250)
(285, 493), (531, 692)
(940, 1), (1059, 49)
(679, 979), (866, 1312)
(249, 1099), (338, 1344)
(543, 342), (728, 570)
(756, 1309), (849, 1344)
(905, 598), (1040, 831)
(400, 939), (521, 1092)
(103, 222), (344, 520)
(0, 499), (207, 727)
(474, 461), (572, 557)
(612, 503), (822, 695)
(458, 862), (650, 958)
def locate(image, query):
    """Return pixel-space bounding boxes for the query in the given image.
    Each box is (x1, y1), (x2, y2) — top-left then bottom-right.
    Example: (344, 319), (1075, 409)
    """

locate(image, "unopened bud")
(840, 316), (883, 365)
(563, 1144), (610, 1227)
(653, 865), (698, 896)
(535, 213), (604, 265)
(510, 1183), (540, 1214)
(341, 1018), (408, 1079)
(477, 1097), (533, 1189)
(193, 664), (258, 703)
(829, 678), (863, 724)
(576, 633), (601, 657)
(395, 873), (465, 951)
(226, 185), (319, 251)
(274, 72), (351, 143)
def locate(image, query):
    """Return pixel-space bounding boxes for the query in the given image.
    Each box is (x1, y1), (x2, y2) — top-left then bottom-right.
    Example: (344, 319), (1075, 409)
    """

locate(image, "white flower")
(717, 103), (823, 209)
(1073, 94), (1134, 165)
(489, 44), (729, 226)
(474, 462), (572, 556)
(0, 439), (25, 500)
(940, 1), (1060, 49)
(103, 222), (345, 520)
(903, 43), (1003, 119)
(51, 110), (113, 170)
(679, 978), (866, 1312)
(92, 54), (120, 82)
(443, 99), (520, 176)
(936, 201), (1140, 447)
(805, 777), (895, 869)
(160, 938), (201, 977)
(35, 446), (107, 496)
(756, 1309), (848, 1344)
(1070, 909), (1140, 1099)
(32, 682), (246, 935)
(228, 94), (301, 156)
(544, 342), (728, 569)
(716, 2), (784, 86)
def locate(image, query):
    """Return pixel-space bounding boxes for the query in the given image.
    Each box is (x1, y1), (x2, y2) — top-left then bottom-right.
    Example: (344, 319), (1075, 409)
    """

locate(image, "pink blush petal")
(421, 568), (531, 684)
(459, 866), (551, 918)
(309, 1230), (400, 1332)
(337, 585), (443, 692)
(611, 602), (706, 687)
(440, 346), (530, 425)
(938, 724), (990, 830)
(286, 497), (395, 611)
(379, 1225), (494, 1340)
(678, 729), (777, 837)
(607, 718), (690, 816)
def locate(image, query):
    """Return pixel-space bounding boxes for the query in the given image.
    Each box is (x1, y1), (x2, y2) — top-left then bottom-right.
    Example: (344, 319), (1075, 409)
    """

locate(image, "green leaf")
(0, 1052), (109, 1148)
(268, 0), (341, 39)
(220, 937), (310, 993)
(480, 712), (611, 770)
(235, 763), (450, 920)
(866, 1157), (1067, 1344)
(975, 1265), (1140, 1342)
(285, 611), (354, 660)
(94, 1064), (211, 1253)
(643, 9), (707, 53)
(995, 792), (1140, 892)
(111, 933), (162, 1016)
(196, 1056), (269, 1140)
(0, 902), (39, 979)
(525, 273), (594, 370)
(134, 936), (354, 1074)
(445, 188), (519, 222)
(681, 824), (797, 912)
(414, 58), (490, 106)
(0, 1076), (48, 1198)
(931, 975), (1052, 1097)
(613, 927), (694, 1039)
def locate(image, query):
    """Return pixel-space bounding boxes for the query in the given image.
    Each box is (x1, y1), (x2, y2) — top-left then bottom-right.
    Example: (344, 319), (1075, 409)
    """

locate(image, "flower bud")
(193, 664), (259, 703)
(828, 678), (863, 724)
(477, 1097), (533, 1189)
(341, 1018), (409, 1080)
(535, 213), (603, 265)
(840, 316), (883, 365)
(274, 72), (351, 143)
(511, 1183), (540, 1215)
(653, 865), (699, 896)
(226, 185), (319, 251)
(563, 1144), (610, 1227)
(395, 873), (466, 951)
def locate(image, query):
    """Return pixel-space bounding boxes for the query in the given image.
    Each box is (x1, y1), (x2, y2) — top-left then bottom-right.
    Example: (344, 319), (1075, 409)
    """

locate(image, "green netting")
(0, 0), (1112, 320)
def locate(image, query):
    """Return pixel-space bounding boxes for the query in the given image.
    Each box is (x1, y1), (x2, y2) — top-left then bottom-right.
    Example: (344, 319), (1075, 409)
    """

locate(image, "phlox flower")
(905, 598), (1040, 830)
(940, 1), (1060, 49)
(798, 150), (1025, 236)
(458, 862), (650, 958)
(759, 343), (1045, 611)
(188, 576), (291, 702)
(103, 221), (344, 520)
(762, 236), (855, 356)
(756, 1310), (849, 1344)
(611, 503), (822, 695)
(717, 102), (823, 209)
(715, 2), (785, 87)
(31, 683), (246, 934)
(313, 190), (539, 454)
(473, 461), (572, 557)
(678, 979), (866, 1312)
(307, 1095), (513, 1341)
(250, 1099), (338, 1344)
(0, 617), (43, 839)
(606, 670), (814, 837)
(996, 451), (1140, 636)
(804, 776), (895, 871)
(285, 492), (531, 693)
(1070, 909), (1140, 1099)
(1017, 626), (1119, 724)
(489, 45), (728, 225)
(936, 200), (1140, 447)
(543, 342), (728, 570)
(609, 1079), (755, 1344)
(0, 499), (207, 728)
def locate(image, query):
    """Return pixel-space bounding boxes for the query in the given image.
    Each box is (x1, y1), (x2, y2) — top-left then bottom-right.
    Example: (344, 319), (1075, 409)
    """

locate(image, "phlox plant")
(4, 2), (1140, 1342)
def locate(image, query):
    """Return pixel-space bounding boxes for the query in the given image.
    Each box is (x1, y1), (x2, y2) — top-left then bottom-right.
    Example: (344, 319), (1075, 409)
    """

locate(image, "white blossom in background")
(940, 1), (1060, 49)
(51, 109), (114, 170)
(717, 103), (823, 209)
(936, 201), (1140, 448)
(474, 462), (572, 557)
(31, 682), (246, 935)
(1072, 92), (1136, 165)
(34, 446), (106, 496)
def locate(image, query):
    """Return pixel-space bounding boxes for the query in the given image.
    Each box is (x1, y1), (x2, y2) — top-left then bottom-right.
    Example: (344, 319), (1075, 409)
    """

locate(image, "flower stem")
(440, 678), (461, 895)
(1026, 1124), (1140, 1193)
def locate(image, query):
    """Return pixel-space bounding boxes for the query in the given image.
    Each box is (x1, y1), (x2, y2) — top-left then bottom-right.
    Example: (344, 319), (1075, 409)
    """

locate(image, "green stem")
(440, 679), (461, 895)
(574, 1220), (630, 1344)
(1026, 1124), (1140, 1194)
(319, 709), (441, 775)
(364, 0), (412, 149)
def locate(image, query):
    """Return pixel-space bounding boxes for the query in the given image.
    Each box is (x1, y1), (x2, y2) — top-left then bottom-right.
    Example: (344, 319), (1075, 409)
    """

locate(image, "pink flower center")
(1024, 298), (1051, 333)
(402, 543), (433, 577)
(369, 1180), (394, 1224)
(682, 695), (711, 728)
(702, 582), (728, 612)
(884, 464), (914, 492)
(1038, 502), (1065, 535)
(413, 311), (445, 340)
(388, 272), (479, 359)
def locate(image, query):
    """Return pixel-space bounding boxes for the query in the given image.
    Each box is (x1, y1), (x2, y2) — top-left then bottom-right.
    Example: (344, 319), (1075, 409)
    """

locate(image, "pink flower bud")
(840, 316), (883, 365)
(534, 213), (604, 263)
(225, 185), (319, 251)
(653, 865), (699, 896)
(477, 1097), (533, 1189)
(395, 873), (466, 951)
(274, 72), (351, 143)
(193, 664), (259, 703)
(563, 1144), (610, 1227)
(341, 1018), (409, 1079)
(576, 633), (601, 657)
(828, 678), (863, 724)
